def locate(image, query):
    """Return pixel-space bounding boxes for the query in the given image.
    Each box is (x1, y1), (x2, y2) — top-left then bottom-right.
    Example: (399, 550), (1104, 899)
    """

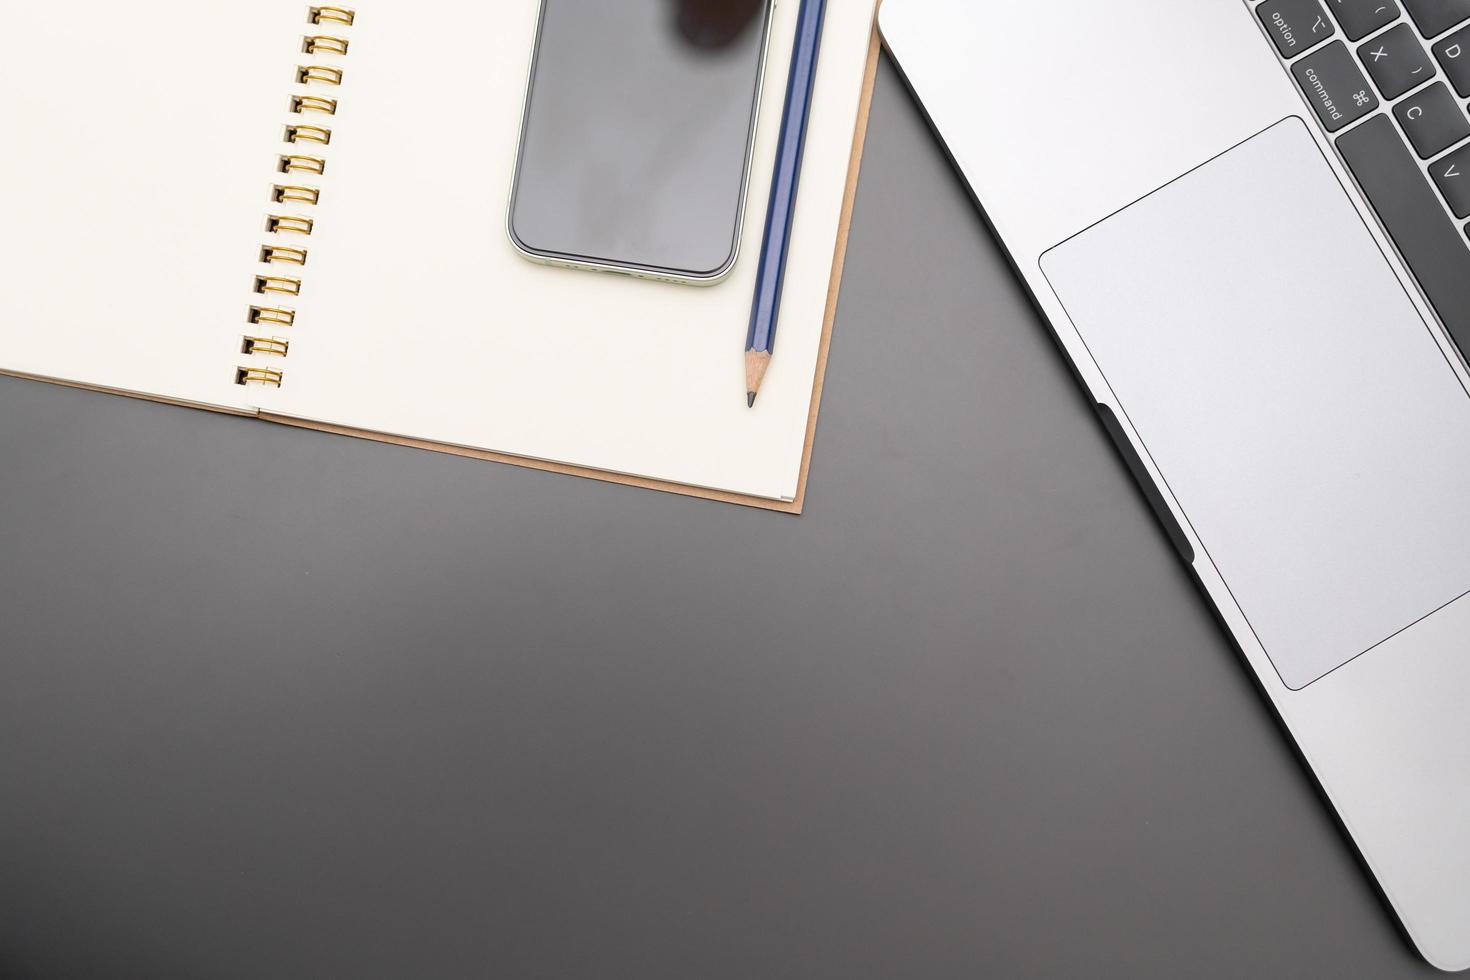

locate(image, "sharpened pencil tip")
(745, 351), (771, 408)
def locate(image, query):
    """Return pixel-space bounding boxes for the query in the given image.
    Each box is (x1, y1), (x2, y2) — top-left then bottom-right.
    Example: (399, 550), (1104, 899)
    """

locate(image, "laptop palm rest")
(1041, 118), (1470, 690)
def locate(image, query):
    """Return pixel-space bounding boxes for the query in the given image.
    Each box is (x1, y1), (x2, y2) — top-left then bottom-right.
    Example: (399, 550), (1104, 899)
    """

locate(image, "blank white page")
(0, 0), (313, 411)
(256, 0), (877, 501)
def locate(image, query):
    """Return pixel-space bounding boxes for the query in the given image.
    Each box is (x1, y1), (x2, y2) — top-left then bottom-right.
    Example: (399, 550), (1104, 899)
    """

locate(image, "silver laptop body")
(881, 0), (1470, 970)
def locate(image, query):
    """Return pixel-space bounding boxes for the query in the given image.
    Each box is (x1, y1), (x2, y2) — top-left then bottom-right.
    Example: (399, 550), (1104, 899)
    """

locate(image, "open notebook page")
(0, 0), (313, 411)
(254, 0), (877, 501)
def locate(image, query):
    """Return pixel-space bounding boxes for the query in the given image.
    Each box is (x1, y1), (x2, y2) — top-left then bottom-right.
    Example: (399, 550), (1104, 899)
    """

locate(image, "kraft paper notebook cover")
(0, 1), (879, 513)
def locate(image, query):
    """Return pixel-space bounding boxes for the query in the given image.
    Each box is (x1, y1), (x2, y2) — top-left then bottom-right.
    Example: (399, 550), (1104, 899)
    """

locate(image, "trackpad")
(1041, 118), (1470, 690)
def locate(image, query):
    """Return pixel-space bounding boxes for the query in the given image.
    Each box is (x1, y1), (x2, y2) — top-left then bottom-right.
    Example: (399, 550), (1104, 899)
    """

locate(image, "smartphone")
(508, 0), (775, 285)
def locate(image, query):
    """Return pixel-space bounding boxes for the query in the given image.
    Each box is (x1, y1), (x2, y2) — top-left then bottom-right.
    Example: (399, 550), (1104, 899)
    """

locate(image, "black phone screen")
(509, 0), (772, 281)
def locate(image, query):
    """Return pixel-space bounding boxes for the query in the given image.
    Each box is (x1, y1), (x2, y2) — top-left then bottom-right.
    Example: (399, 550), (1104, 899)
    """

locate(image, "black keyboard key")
(1431, 142), (1470, 214)
(1432, 25), (1470, 94)
(1359, 24), (1438, 97)
(1394, 82), (1470, 155)
(1330, 0), (1403, 40)
(1293, 42), (1380, 130)
(1336, 115), (1470, 354)
(1403, 0), (1470, 36)
(1259, 0), (1336, 58)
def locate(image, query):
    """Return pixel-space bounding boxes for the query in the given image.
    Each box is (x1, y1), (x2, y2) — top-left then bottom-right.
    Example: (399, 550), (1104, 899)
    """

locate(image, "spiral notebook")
(0, 1), (880, 513)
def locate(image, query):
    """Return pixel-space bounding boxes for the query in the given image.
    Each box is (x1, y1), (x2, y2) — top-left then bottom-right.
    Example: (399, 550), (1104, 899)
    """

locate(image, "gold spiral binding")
(239, 6), (355, 388)
(249, 306), (297, 327)
(236, 367), (285, 387)
(303, 35), (350, 56)
(279, 154), (327, 175)
(285, 124), (332, 145)
(310, 6), (356, 26)
(297, 65), (345, 86)
(273, 184), (321, 205)
(255, 275), (303, 296)
(266, 215), (314, 235)
(242, 337), (291, 357)
(291, 94), (338, 115)
(279, 154), (327, 176)
(261, 244), (309, 266)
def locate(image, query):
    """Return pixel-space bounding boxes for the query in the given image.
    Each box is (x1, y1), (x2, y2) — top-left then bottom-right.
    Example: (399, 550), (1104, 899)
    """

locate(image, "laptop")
(880, 0), (1470, 970)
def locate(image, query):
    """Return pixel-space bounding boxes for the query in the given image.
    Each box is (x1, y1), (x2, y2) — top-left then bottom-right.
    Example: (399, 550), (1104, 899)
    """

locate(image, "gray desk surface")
(0, 59), (1439, 980)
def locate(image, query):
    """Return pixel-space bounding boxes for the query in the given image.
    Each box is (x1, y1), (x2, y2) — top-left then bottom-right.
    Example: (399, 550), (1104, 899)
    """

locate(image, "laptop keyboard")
(1253, 0), (1470, 358)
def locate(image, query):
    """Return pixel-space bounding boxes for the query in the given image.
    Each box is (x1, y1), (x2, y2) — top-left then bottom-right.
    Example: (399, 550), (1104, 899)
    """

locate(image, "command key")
(1290, 42), (1379, 132)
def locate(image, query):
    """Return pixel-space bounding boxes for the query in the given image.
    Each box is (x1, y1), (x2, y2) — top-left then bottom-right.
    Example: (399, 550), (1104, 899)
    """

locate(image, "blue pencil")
(745, 0), (828, 408)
